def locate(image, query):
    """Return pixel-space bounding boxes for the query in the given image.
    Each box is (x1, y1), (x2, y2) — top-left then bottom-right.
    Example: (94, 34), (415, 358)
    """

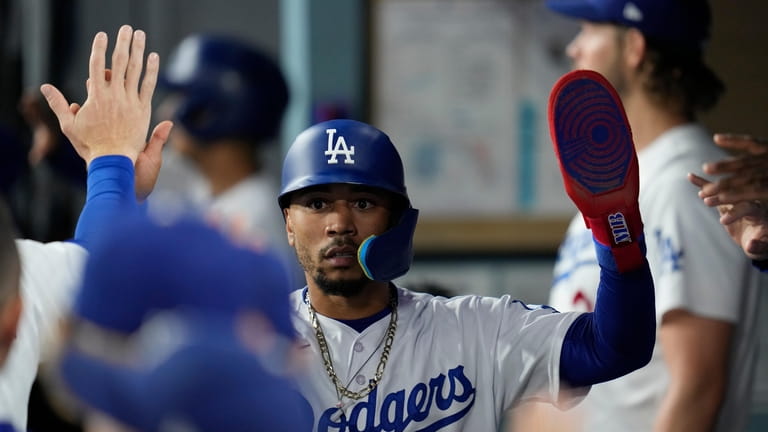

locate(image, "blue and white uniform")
(292, 287), (583, 432)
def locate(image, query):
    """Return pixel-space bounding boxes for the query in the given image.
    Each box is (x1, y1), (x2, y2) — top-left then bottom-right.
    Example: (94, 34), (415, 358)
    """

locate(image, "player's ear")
(623, 27), (646, 69)
(284, 208), (296, 246)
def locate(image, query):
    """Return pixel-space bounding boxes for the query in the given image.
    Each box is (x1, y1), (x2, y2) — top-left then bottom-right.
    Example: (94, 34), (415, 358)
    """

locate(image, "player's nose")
(325, 200), (357, 237)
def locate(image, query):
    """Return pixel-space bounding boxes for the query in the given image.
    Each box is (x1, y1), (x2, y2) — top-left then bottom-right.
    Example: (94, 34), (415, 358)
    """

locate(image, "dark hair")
(639, 38), (725, 119)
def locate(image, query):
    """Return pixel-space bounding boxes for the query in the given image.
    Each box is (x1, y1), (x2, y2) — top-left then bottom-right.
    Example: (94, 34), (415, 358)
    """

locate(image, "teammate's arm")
(40, 25), (172, 247)
(653, 310), (732, 432)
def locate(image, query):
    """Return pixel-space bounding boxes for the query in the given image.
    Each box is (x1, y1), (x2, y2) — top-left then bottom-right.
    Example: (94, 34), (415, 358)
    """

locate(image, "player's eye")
(305, 198), (327, 210)
(352, 198), (375, 210)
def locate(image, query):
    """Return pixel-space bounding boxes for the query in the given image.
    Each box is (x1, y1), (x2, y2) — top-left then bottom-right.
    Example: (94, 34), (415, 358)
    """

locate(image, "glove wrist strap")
(584, 204), (645, 273)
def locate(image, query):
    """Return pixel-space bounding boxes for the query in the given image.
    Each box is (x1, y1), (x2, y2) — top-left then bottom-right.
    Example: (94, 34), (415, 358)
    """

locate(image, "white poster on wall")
(372, 0), (579, 218)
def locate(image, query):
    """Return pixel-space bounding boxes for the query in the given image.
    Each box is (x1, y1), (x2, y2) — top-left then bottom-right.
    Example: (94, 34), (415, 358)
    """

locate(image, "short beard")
(295, 238), (371, 298)
(313, 270), (369, 298)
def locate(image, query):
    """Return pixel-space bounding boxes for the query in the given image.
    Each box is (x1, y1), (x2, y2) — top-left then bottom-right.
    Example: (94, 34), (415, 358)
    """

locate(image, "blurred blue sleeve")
(73, 156), (137, 249)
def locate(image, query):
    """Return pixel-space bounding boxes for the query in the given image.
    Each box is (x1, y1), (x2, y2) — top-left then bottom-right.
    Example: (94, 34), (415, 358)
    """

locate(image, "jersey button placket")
(348, 340), (367, 388)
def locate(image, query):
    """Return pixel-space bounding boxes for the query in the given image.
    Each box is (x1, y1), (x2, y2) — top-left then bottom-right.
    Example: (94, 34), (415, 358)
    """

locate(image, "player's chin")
(314, 269), (370, 298)
(323, 266), (366, 282)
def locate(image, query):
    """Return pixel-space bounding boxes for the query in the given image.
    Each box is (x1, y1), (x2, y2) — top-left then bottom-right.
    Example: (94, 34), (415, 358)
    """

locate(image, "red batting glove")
(549, 69), (645, 273)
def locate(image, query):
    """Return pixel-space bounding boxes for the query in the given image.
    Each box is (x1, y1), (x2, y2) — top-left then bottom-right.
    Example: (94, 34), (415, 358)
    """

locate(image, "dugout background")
(1, 0), (766, 430)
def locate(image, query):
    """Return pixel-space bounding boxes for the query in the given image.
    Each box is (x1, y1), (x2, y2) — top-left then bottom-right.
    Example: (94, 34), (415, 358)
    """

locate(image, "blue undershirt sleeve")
(559, 237), (656, 387)
(72, 155), (137, 249)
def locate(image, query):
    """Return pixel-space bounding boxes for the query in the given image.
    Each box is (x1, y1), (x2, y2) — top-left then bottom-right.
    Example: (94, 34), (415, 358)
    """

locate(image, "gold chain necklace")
(306, 287), (398, 405)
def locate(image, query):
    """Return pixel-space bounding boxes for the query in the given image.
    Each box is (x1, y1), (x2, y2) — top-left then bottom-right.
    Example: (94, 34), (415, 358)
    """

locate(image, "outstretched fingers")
(125, 29), (146, 93)
(713, 133), (768, 155)
(110, 25), (134, 89)
(719, 201), (761, 225)
(688, 172), (741, 208)
(703, 156), (764, 176)
(148, 120), (174, 151)
(39, 84), (73, 133)
(134, 120), (174, 200)
(687, 172), (709, 189)
(688, 172), (718, 199)
(139, 52), (160, 105)
(38, 26), (163, 168)
(88, 32), (108, 91)
(701, 171), (768, 205)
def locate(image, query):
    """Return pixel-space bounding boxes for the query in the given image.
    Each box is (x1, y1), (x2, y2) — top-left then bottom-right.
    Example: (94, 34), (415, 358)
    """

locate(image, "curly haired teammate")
(543, 1), (766, 431)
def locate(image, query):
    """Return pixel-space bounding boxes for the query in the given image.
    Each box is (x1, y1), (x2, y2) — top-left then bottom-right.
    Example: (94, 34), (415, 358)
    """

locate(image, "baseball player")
(544, 1), (766, 431)
(0, 25), (171, 431)
(278, 69), (655, 431)
(149, 33), (303, 286)
(57, 213), (312, 432)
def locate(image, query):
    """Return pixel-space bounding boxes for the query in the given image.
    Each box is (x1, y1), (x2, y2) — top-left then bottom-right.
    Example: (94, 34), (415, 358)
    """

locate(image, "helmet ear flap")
(358, 208), (419, 281)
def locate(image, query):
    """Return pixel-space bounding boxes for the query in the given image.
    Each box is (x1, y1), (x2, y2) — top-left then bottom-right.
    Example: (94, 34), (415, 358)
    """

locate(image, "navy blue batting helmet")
(278, 119), (409, 208)
(278, 119), (419, 282)
(159, 34), (289, 143)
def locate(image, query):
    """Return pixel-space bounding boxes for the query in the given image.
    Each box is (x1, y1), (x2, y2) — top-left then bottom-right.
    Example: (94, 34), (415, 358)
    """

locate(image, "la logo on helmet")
(324, 128), (355, 165)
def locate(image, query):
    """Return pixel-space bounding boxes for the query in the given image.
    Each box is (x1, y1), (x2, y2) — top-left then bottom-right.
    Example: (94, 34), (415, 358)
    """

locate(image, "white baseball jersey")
(151, 152), (304, 288)
(0, 240), (87, 430)
(206, 173), (287, 252)
(197, 173), (304, 288)
(291, 286), (586, 432)
(550, 124), (766, 432)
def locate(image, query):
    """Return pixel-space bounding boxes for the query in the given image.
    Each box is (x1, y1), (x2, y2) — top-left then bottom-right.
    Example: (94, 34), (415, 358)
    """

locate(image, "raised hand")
(39, 25), (160, 166)
(687, 134), (768, 260)
(688, 172), (768, 260)
(696, 134), (768, 206)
